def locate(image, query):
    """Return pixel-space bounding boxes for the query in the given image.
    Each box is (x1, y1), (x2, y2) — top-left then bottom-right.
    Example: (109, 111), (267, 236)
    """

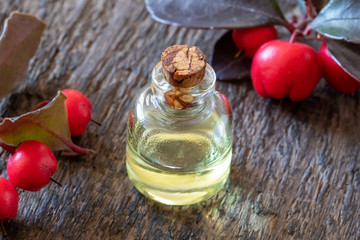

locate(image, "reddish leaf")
(0, 12), (46, 98)
(211, 31), (252, 81)
(326, 38), (360, 82)
(0, 92), (93, 155)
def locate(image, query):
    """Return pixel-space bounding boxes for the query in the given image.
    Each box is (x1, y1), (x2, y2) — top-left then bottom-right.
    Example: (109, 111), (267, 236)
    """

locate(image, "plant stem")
(297, 13), (310, 31)
(26, 118), (95, 156)
(289, 29), (301, 44)
(0, 222), (7, 236)
(90, 119), (102, 126)
(50, 177), (62, 187)
(0, 140), (16, 155)
(284, 21), (296, 34)
(32, 100), (50, 111)
(305, 0), (316, 18)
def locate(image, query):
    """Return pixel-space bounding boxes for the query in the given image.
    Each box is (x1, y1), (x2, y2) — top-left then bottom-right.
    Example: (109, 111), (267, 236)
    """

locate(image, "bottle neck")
(151, 62), (216, 115)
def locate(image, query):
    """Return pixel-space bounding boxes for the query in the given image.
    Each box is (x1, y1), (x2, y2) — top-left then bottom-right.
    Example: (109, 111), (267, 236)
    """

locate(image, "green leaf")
(326, 38), (360, 81)
(0, 12), (46, 98)
(145, 0), (287, 29)
(0, 92), (93, 155)
(310, 0), (360, 43)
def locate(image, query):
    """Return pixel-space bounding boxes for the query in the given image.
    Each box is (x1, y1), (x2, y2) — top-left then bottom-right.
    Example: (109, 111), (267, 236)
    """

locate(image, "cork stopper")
(161, 45), (207, 88)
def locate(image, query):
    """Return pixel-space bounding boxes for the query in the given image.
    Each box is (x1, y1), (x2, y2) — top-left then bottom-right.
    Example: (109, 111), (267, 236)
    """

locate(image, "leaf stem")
(26, 119), (95, 156)
(0, 140), (16, 155)
(297, 13), (311, 31)
(303, 25), (313, 36)
(291, 15), (298, 25)
(284, 21), (296, 34)
(32, 100), (51, 111)
(305, 0), (317, 19)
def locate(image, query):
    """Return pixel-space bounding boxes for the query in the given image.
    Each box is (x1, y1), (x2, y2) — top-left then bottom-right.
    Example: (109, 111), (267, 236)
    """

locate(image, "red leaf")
(0, 92), (93, 156)
(0, 12), (46, 98)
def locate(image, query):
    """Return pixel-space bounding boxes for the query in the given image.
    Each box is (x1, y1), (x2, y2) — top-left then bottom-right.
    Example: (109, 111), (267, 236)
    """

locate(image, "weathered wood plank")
(0, 0), (359, 239)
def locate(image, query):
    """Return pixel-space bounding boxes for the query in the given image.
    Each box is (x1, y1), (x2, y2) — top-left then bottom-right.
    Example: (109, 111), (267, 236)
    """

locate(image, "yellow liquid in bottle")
(126, 116), (232, 205)
(126, 63), (233, 205)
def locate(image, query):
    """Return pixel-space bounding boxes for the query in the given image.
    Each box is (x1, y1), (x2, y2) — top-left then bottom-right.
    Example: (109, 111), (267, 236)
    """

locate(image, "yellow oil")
(126, 129), (232, 205)
(126, 62), (233, 205)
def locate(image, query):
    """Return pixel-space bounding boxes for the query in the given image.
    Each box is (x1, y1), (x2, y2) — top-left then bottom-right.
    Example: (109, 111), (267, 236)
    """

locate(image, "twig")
(289, 29), (302, 44)
(50, 177), (62, 187)
(305, 0), (317, 19)
(284, 21), (296, 34)
(90, 119), (102, 126)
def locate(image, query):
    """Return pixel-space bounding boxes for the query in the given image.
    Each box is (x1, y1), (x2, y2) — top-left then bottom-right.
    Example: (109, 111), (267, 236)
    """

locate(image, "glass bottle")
(126, 46), (233, 205)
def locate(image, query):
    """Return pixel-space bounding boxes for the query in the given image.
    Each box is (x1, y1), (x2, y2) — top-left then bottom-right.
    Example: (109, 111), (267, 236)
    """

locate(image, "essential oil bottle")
(126, 45), (233, 205)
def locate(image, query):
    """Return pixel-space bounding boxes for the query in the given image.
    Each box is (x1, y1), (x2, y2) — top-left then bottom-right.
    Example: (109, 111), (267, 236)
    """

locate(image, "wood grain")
(0, 0), (359, 239)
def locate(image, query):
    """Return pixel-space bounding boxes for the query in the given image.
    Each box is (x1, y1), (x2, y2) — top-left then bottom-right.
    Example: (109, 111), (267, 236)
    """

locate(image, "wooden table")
(0, 1), (359, 239)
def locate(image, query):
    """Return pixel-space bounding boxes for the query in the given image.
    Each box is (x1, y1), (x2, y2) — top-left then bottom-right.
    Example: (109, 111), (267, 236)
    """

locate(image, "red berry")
(0, 178), (18, 222)
(219, 92), (232, 116)
(129, 110), (134, 129)
(232, 25), (277, 58)
(251, 40), (322, 101)
(62, 89), (92, 136)
(7, 140), (57, 192)
(318, 42), (360, 93)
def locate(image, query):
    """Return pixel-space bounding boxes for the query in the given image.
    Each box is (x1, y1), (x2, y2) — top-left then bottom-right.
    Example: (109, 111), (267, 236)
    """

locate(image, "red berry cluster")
(0, 89), (92, 234)
(232, 26), (359, 101)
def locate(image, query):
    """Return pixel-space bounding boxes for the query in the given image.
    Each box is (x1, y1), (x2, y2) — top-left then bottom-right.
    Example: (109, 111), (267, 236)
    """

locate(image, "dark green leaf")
(145, 0), (287, 29)
(310, 0), (360, 43)
(0, 92), (93, 155)
(326, 38), (360, 81)
(211, 31), (251, 81)
(0, 12), (46, 98)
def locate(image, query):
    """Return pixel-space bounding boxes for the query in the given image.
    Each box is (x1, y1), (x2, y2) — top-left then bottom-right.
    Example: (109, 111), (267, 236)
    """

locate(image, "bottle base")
(128, 174), (229, 205)
(126, 145), (232, 206)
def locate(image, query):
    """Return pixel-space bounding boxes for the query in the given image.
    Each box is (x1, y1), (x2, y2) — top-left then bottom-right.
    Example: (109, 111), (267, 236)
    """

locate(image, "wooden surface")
(0, 1), (359, 239)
